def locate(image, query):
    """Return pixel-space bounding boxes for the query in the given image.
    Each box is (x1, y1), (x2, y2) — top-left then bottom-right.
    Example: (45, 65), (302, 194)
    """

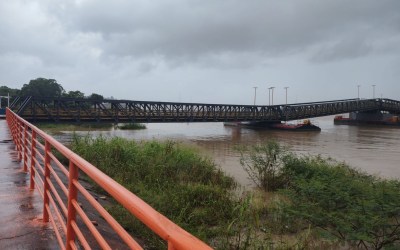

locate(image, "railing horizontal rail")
(6, 108), (211, 250)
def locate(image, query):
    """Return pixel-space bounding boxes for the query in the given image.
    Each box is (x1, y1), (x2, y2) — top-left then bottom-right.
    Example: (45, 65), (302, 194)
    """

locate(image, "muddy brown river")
(56, 115), (400, 188)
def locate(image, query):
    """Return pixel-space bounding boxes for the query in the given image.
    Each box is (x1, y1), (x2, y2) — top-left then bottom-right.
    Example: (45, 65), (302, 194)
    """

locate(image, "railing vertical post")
(17, 120), (22, 161)
(43, 141), (51, 222)
(11, 111), (15, 140)
(11, 113), (16, 142)
(168, 241), (176, 250)
(23, 124), (28, 172)
(30, 130), (36, 190)
(15, 117), (18, 151)
(66, 161), (79, 250)
(8, 110), (14, 142)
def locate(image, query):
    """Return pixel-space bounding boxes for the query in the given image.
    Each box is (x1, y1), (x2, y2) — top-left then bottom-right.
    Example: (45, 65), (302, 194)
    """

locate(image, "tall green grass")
(71, 135), (237, 249)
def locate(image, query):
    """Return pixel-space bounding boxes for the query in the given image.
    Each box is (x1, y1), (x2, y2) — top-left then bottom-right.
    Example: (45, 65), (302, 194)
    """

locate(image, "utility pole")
(357, 85), (361, 99)
(284, 87), (289, 104)
(253, 86), (258, 105)
(372, 84), (376, 99)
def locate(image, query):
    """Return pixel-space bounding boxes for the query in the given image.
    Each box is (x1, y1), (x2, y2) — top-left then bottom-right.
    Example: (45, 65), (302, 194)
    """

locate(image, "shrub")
(239, 140), (291, 191)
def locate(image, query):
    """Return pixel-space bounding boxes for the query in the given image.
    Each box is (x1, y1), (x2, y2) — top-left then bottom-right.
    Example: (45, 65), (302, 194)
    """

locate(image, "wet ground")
(0, 120), (58, 249)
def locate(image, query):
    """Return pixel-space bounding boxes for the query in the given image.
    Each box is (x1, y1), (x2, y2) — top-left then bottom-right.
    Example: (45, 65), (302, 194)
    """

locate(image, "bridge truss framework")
(9, 96), (400, 123)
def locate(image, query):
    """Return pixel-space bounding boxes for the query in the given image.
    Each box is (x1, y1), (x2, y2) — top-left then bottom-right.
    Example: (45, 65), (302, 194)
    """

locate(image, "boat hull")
(269, 123), (321, 131)
(224, 121), (321, 131)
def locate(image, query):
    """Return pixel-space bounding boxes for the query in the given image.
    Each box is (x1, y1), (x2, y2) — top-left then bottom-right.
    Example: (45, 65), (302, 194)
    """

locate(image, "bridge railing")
(6, 108), (211, 250)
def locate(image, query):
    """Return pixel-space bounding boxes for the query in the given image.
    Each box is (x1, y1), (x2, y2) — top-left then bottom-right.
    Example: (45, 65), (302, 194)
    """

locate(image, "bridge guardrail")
(6, 108), (211, 250)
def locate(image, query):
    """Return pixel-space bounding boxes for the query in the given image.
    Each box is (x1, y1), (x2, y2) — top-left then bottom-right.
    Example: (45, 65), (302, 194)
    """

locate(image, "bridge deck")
(0, 119), (58, 249)
(9, 97), (400, 123)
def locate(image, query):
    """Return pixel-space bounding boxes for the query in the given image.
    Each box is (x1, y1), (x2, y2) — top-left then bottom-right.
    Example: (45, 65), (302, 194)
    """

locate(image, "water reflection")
(55, 116), (400, 187)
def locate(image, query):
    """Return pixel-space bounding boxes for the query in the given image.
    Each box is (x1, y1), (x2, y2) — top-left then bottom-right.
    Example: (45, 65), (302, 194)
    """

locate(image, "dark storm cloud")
(0, 0), (399, 103)
(310, 38), (373, 63)
(0, 1), (98, 68)
(67, 0), (400, 65)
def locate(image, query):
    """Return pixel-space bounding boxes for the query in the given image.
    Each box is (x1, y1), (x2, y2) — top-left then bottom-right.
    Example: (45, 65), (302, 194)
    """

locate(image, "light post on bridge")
(269, 87), (275, 105)
(253, 86), (258, 105)
(284, 87), (289, 105)
(268, 88), (271, 105)
(357, 85), (361, 99)
(284, 87), (289, 123)
(372, 84), (376, 99)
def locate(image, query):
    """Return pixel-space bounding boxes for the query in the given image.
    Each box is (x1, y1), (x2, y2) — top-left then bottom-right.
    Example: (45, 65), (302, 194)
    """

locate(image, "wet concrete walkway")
(0, 120), (58, 249)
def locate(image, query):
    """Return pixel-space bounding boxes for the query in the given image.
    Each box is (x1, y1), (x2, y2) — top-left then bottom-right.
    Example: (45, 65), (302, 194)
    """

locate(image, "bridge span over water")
(9, 96), (400, 123)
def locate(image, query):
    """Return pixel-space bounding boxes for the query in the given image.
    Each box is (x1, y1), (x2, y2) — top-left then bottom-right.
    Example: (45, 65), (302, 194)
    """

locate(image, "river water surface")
(57, 116), (400, 188)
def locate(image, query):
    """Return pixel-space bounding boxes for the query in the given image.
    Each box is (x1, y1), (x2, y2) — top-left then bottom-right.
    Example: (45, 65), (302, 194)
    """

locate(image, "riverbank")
(68, 135), (400, 249)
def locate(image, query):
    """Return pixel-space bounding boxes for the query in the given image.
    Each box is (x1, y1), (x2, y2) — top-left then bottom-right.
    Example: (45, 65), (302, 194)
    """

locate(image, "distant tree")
(20, 78), (65, 97)
(0, 86), (21, 107)
(88, 93), (104, 100)
(63, 90), (85, 99)
(0, 86), (20, 96)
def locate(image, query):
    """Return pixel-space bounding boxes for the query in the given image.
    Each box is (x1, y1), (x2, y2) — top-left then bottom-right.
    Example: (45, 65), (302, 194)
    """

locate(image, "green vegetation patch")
(70, 136), (237, 249)
(69, 137), (400, 249)
(239, 141), (400, 249)
(280, 156), (400, 249)
(117, 123), (146, 130)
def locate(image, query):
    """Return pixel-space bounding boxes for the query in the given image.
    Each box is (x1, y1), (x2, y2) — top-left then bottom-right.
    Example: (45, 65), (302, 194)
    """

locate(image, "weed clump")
(239, 141), (291, 191)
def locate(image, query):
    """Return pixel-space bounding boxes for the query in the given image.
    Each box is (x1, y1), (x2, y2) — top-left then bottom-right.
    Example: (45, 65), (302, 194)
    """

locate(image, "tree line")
(0, 78), (104, 107)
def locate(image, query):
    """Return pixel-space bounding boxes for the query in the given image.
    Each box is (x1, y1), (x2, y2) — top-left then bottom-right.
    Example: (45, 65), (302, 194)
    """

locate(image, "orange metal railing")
(6, 108), (212, 250)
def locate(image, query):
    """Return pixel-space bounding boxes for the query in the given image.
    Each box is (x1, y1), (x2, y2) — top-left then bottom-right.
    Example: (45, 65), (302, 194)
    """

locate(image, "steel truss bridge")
(9, 96), (400, 123)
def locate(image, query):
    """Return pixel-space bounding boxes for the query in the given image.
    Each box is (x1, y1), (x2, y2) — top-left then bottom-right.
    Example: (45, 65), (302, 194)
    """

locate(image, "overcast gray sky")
(0, 0), (399, 105)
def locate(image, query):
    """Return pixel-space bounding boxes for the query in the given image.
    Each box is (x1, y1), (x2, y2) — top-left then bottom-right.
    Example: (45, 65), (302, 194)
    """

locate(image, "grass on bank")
(70, 135), (237, 249)
(69, 136), (400, 249)
(238, 141), (400, 250)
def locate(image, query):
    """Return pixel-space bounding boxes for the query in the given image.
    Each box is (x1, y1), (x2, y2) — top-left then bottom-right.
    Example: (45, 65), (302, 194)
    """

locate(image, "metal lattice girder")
(11, 96), (400, 123)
